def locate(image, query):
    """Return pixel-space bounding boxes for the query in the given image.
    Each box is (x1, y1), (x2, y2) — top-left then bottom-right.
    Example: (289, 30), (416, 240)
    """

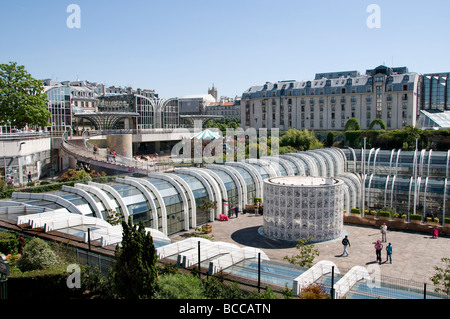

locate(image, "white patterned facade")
(263, 176), (344, 242)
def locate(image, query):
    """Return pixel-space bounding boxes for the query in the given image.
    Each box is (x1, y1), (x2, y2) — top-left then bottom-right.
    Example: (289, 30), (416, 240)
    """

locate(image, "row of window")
(258, 83), (411, 98)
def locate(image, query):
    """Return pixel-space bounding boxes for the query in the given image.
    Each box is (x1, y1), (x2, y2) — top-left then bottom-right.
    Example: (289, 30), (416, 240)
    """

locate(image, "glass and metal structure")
(2, 147), (450, 249)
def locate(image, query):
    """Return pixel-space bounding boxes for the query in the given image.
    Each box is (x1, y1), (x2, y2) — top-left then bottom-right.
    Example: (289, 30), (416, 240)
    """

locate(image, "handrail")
(61, 136), (172, 174)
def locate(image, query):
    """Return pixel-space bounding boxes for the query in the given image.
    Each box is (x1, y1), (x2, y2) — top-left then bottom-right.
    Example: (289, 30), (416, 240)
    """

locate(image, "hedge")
(0, 231), (18, 255)
(410, 214), (423, 221)
(8, 265), (82, 299)
(350, 208), (361, 215)
(379, 211), (391, 218)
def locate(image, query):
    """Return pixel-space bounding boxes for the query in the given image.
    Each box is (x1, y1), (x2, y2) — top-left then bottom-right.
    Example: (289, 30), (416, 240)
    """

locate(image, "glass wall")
(46, 87), (72, 135)
(232, 166), (256, 204)
(144, 178), (184, 235)
(108, 182), (152, 226)
(175, 174), (209, 225)
(209, 169), (239, 213)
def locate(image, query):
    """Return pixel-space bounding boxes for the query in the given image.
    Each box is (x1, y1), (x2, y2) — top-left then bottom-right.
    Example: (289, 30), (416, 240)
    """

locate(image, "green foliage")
(280, 128), (323, 151)
(283, 236), (319, 268)
(369, 118), (386, 130)
(106, 209), (124, 226)
(0, 61), (51, 128)
(110, 217), (159, 299)
(430, 258), (450, 296)
(375, 125), (423, 150)
(379, 211), (391, 218)
(279, 145), (298, 155)
(204, 273), (245, 299)
(326, 131), (335, 147)
(350, 208), (361, 215)
(154, 273), (205, 299)
(205, 118), (240, 132)
(17, 238), (61, 272)
(198, 198), (217, 213)
(299, 283), (330, 299)
(0, 231), (19, 255)
(0, 178), (14, 199)
(58, 169), (93, 182)
(345, 130), (362, 148)
(344, 118), (361, 131)
(410, 214), (423, 221)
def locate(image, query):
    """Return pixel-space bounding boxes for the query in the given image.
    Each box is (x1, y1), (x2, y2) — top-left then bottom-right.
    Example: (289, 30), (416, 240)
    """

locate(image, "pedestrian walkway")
(170, 213), (450, 285)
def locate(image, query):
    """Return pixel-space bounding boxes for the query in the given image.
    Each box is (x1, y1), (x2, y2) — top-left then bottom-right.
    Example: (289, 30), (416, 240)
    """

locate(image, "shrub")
(350, 208), (361, 215)
(427, 217), (439, 223)
(154, 273), (205, 299)
(410, 214), (423, 221)
(299, 283), (330, 299)
(445, 217), (450, 225)
(379, 211), (391, 218)
(17, 238), (61, 272)
(0, 231), (18, 255)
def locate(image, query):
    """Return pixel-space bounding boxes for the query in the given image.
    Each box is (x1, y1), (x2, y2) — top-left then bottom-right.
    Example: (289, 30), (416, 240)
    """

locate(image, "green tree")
(110, 217), (159, 299)
(0, 62), (50, 128)
(17, 238), (61, 272)
(280, 128), (323, 151)
(344, 118), (361, 131)
(283, 236), (319, 268)
(430, 257), (450, 296)
(369, 118), (386, 130)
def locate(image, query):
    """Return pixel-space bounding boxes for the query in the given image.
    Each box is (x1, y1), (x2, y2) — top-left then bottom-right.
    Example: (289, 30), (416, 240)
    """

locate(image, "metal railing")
(61, 136), (173, 174)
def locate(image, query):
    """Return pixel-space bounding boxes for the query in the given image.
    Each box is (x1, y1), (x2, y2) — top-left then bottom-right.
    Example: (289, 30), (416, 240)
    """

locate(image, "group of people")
(76, 162), (91, 172)
(341, 222), (393, 264)
(5, 175), (14, 186)
(106, 150), (117, 162)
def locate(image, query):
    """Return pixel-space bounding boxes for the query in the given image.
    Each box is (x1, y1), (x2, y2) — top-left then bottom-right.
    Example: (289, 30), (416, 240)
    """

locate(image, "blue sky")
(2, 0), (450, 98)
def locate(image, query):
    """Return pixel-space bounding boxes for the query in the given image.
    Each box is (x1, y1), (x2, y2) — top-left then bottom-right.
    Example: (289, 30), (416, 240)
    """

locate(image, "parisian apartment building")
(240, 65), (422, 131)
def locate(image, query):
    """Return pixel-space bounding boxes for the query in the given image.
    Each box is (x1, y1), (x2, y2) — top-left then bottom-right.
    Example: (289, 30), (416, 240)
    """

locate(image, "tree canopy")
(280, 128), (323, 151)
(344, 118), (361, 131)
(110, 218), (159, 299)
(0, 62), (50, 128)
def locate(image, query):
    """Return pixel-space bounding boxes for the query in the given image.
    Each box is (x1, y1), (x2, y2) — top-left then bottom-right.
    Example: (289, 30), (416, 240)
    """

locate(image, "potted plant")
(393, 213), (404, 222)
(410, 214), (423, 224)
(198, 199), (217, 233)
(350, 208), (361, 217)
(379, 211), (391, 221)
(426, 216), (440, 227)
(444, 218), (450, 229)
(365, 210), (375, 220)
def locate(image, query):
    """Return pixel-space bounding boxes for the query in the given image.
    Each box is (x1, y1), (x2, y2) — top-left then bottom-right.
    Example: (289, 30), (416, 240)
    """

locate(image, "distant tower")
(208, 84), (218, 101)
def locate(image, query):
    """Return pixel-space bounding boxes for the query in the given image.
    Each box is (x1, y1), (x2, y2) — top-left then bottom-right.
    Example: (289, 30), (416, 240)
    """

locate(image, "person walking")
(381, 223), (387, 242)
(342, 235), (350, 257)
(386, 242), (392, 264)
(375, 240), (383, 264)
(27, 172), (32, 183)
(234, 205), (239, 218)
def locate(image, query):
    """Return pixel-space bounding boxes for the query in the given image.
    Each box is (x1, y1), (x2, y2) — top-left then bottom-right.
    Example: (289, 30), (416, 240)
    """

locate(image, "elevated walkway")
(61, 137), (174, 175)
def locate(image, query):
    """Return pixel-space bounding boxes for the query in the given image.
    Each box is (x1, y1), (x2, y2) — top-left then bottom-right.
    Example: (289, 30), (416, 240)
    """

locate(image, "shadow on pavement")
(230, 226), (297, 250)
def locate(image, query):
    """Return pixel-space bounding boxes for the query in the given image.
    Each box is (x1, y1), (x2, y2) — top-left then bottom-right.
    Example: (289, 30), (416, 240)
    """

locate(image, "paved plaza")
(171, 213), (450, 285)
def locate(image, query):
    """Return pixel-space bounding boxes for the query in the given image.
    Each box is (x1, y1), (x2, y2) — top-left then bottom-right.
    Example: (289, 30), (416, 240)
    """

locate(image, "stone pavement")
(170, 213), (450, 285)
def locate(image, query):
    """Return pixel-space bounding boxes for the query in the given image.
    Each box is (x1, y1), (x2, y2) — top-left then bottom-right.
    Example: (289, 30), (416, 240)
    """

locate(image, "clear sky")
(2, 0), (450, 99)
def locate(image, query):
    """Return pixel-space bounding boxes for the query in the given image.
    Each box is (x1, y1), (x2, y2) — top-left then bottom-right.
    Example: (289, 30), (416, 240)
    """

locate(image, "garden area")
(0, 220), (332, 300)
